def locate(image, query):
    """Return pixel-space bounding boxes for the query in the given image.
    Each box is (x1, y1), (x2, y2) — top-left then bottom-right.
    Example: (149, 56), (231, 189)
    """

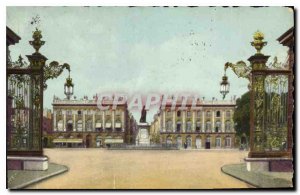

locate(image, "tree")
(233, 91), (250, 140)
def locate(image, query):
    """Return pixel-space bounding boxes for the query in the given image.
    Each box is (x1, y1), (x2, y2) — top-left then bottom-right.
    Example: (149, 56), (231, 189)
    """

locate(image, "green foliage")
(233, 91), (250, 138)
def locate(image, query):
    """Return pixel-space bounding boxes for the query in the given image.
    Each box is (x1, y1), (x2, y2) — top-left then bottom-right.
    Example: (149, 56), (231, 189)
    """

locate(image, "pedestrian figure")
(184, 142), (187, 149)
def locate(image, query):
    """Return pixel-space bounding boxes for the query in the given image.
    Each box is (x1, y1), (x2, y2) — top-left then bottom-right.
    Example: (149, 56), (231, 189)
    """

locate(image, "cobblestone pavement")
(27, 148), (253, 189)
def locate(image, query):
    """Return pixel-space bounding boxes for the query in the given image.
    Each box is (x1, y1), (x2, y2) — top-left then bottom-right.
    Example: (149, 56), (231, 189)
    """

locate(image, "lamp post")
(219, 72), (230, 100)
(64, 69), (74, 100)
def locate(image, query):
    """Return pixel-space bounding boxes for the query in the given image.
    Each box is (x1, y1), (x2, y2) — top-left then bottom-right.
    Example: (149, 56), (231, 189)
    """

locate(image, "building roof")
(6, 26), (21, 46)
(160, 96), (236, 108)
(52, 96), (127, 106)
(277, 27), (294, 48)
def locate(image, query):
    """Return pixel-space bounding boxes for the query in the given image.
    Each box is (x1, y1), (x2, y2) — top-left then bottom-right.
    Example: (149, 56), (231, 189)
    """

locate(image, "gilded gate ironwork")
(7, 28), (71, 156)
(7, 29), (46, 155)
(248, 31), (292, 158)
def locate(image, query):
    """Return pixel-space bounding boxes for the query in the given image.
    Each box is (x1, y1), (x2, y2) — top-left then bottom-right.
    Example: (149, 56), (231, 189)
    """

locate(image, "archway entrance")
(96, 136), (101, 148)
(196, 137), (201, 149)
(205, 137), (211, 149)
(186, 136), (192, 149)
(67, 120), (73, 132)
(86, 134), (92, 148)
(176, 136), (182, 148)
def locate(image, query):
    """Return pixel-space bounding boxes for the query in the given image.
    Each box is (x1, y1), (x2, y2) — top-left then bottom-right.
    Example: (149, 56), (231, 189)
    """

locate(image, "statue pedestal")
(136, 123), (150, 146)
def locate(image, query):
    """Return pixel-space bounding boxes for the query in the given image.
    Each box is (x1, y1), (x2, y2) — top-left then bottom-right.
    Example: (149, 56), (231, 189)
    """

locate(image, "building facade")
(51, 95), (137, 148)
(150, 97), (236, 149)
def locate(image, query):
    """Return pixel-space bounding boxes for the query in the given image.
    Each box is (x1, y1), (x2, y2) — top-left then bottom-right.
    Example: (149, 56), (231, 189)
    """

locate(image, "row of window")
(165, 120), (232, 132)
(57, 110), (123, 116)
(165, 136), (232, 148)
(56, 120), (123, 132)
(165, 110), (231, 118)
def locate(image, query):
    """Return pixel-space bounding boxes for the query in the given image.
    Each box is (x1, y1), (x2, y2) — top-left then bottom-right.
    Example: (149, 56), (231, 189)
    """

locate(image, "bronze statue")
(140, 105), (147, 123)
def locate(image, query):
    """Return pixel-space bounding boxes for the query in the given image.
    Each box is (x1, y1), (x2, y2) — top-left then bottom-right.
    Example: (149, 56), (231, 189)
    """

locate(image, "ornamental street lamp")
(64, 69), (74, 100)
(220, 72), (230, 99)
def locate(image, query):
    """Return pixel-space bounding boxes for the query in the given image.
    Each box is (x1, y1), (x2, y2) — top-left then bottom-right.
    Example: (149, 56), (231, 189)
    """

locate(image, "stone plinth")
(245, 157), (293, 172)
(7, 156), (48, 171)
(136, 123), (150, 145)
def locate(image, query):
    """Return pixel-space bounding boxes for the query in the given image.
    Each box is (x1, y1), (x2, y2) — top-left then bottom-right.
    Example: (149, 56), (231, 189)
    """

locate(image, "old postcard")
(6, 6), (295, 190)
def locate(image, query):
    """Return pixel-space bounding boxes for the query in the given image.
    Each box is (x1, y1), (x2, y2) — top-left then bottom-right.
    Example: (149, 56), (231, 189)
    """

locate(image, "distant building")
(51, 95), (137, 148)
(43, 108), (53, 134)
(150, 96), (236, 149)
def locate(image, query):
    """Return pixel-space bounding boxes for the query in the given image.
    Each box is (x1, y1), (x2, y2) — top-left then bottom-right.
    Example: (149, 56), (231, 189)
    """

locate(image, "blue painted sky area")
(7, 7), (294, 121)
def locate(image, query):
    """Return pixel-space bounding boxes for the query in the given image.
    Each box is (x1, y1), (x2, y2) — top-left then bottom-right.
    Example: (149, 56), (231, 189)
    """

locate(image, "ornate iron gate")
(249, 31), (293, 158)
(7, 29), (46, 156)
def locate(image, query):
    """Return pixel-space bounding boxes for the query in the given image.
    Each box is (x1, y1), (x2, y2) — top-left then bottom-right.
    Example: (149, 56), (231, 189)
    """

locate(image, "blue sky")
(6, 6), (294, 122)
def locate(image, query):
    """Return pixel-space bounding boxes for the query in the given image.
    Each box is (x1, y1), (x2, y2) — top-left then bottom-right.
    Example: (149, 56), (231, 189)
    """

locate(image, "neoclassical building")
(150, 97), (236, 149)
(51, 95), (137, 148)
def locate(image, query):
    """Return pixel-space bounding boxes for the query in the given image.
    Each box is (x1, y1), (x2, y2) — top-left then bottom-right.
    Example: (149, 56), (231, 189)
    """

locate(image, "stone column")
(122, 111), (125, 132)
(202, 110), (205, 132)
(63, 111), (66, 131)
(53, 111), (57, 131)
(192, 111), (195, 132)
(221, 110), (225, 133)
(82, 110), (86, 132)
(211, 110), (215, 132)
(230, 110), (234, 132)
(162, 110), (166, 132)
(112, 110), (115, 132)
(92, 111), (95, 132)
(73, 113), (76, 131)
(182, 110), (186, 132)
(102, 111), (105, 131)
(172, 111), (176, 132)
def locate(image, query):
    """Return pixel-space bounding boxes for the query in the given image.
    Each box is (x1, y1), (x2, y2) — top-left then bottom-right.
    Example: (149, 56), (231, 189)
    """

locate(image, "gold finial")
(29, 28), (45, 54)
(251, 30), (267, 55)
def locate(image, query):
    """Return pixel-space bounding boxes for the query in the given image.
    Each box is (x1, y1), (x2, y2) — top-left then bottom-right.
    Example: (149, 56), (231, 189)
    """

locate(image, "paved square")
(27, 149), (252, 189)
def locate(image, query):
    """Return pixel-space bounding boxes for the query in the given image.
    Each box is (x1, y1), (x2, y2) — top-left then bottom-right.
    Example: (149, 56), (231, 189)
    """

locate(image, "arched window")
(225, 121), (231, 132)
(206, 136), (211, 143)
(166, 136), (172, 146)
(96, 135), (101, 147)
(86, 120), (93, 131)
(166, 120), (172, 132)
(115, 120), (122, 131)
(105, 120), (112, 131)
(95, 120), (102, 131)
(215, 121), (221, 132)
(205, 120), (211, 132)
(166, 110), (172, 117)
(186, 121), (192, 132)
(195, 136), (202, 149)
(216, 137), (222, 148)
(225, 136), (232, 147)
(177, 111), (181, 117)
(77, 120), (83, 131)
(176, 121), (181, 132)
(176, 136), (182, 148)
(57, 120), (63, 131)
(216, 111), (221, 117)
(226, 111), (231, 118)
(197, 111), (201, 118)
(186, 136), (192, 148)
(187, 111), (191, 118)
(206, 111), (211, 118)
(67, 120), (73, 132)
(196, 121), (201, 131)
